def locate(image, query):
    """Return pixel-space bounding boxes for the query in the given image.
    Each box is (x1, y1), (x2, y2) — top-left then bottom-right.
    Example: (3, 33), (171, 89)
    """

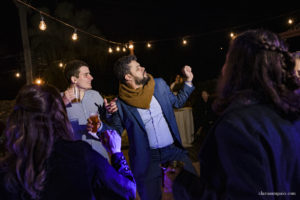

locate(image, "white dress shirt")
(137, 96), (174, 149)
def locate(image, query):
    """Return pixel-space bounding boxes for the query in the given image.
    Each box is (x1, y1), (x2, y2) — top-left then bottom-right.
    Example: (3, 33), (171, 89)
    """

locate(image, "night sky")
(1, 0), (300, 99)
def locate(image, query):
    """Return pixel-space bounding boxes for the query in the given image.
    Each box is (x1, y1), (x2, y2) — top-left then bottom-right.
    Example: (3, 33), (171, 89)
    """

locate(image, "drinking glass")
(71, 85), (80, 103)
(89, 112), (100, 133)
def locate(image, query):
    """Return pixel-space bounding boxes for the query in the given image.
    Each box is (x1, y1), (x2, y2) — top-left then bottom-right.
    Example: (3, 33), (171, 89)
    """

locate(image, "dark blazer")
(111, 78), (194, 179)
(173, 102), (300, 200)
(0, 140), (136, 200)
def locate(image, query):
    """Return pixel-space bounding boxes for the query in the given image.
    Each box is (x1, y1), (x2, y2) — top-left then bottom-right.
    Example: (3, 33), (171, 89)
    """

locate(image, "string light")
(39, 15), (47, 31)
(14, 0), (298, 55)
(116, 46), (120, 52)
(108, 47), (113, 53)
(72, 29), (78, 41)
(58, 62), (63, 67)
(15, 72), (20, 78)
(288, 18), (294, 25)
(128, 44), (134, 49)
(35, 78), (43, 85)
(230, 32), (236, 39)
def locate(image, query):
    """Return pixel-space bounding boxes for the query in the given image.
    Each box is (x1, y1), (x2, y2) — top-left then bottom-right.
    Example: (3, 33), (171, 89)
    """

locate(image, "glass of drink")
(160, 160), (184, 171)
(160, 160), (184, 189)
(89, 112), (100, 133)
(71, 85), (80, 103)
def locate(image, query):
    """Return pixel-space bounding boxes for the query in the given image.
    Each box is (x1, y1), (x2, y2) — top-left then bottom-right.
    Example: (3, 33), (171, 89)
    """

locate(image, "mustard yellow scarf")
(119, 74), (155, 109)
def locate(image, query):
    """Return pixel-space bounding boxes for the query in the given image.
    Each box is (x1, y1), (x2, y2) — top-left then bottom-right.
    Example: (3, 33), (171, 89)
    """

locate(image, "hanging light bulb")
(147, 43), (152, 48)
(122, 47), (126, 52)
(39, 15), (47, 31)
(35, 78), (43, 85)
(182, 39), (187, 45)
(15, 72), (20, 78)
(59, 62), (63, 67)
(108, 47), (113, 53)
(288, 18), (294, 25)
(230, 32), (236, 39)
(116, 46), (120, 52)
(128, 44), (134, 49)
(72, 29), (78, 41)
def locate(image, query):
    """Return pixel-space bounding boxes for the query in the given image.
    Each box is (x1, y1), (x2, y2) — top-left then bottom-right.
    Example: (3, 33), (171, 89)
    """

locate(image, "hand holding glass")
(88, 112), (100, 133)
(71, 85), (80, 103)
(100, 130), (121, 154)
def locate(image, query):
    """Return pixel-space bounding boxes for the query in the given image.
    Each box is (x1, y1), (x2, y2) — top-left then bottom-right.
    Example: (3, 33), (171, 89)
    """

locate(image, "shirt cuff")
(97, 122), (103, 132)
(106, 112), (112, 118)
(88, 131), (100, 139)
(185, 81), (193, 87)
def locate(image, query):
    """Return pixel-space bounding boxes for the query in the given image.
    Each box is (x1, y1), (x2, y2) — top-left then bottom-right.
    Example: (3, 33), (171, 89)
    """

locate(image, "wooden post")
(14, 0), (33, 84)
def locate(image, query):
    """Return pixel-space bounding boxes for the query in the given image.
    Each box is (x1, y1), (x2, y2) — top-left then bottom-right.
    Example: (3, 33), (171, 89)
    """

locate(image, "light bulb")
(72, 32), (78, 40)
(39, 18), (46, 31)
(35, 78), (43, 85)
(129, 44), (134, 49)
(147, 43), (151, 48)
(108, 47), (113, 53)
(116, 46), (120, 52)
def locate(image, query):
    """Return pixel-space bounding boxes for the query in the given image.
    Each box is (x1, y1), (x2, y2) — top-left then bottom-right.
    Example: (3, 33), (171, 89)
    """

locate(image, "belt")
(150, 143), (175, 152)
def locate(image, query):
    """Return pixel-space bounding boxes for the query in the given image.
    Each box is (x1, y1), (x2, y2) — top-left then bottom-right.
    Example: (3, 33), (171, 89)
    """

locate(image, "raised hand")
(104, 98), (118, 114)
(62, 87), (76, 105)
(181, 65), (193, 82)
(100, 130), (121, 154)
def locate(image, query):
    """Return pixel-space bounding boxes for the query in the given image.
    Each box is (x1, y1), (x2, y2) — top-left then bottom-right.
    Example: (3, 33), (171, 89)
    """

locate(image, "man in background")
(62, 59), (110, 160)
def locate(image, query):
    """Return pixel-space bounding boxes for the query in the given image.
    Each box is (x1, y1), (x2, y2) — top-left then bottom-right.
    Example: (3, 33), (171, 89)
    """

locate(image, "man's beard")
(134, 75), (150, 86)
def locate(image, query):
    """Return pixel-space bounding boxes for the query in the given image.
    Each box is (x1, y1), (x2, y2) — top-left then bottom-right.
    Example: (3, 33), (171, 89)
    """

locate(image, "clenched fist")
(181, 65), (193, 82)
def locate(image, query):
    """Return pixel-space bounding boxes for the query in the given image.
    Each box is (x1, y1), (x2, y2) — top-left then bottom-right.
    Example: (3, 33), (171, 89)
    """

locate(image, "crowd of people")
(0, 29), (300, 200)
(0, 84), (135, 200)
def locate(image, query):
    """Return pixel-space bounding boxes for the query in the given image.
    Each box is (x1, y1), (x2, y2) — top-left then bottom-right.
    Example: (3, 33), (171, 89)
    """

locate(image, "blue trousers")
(136, 144), (196, 200)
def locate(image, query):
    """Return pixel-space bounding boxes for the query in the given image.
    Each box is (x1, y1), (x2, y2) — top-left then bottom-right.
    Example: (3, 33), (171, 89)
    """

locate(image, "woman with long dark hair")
(0, 84), (136, 199)
(167, 29), (300, 199)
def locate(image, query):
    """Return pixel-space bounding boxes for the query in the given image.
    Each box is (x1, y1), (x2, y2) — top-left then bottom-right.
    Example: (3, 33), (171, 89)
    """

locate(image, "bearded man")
(107, 55), (197, 200)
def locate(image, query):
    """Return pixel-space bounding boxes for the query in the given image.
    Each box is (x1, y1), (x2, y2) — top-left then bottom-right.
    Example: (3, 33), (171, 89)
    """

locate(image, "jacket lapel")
(153, 80), (170, 120)
(126, 104), (146, 131)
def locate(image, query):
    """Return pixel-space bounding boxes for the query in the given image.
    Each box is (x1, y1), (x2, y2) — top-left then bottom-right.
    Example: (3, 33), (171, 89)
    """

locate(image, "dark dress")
(0, 139), (136, 200)
(173, 102), (300, 200)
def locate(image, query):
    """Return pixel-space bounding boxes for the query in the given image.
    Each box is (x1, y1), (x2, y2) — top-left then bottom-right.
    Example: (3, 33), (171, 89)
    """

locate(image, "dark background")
(1, 0), (300, 99)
